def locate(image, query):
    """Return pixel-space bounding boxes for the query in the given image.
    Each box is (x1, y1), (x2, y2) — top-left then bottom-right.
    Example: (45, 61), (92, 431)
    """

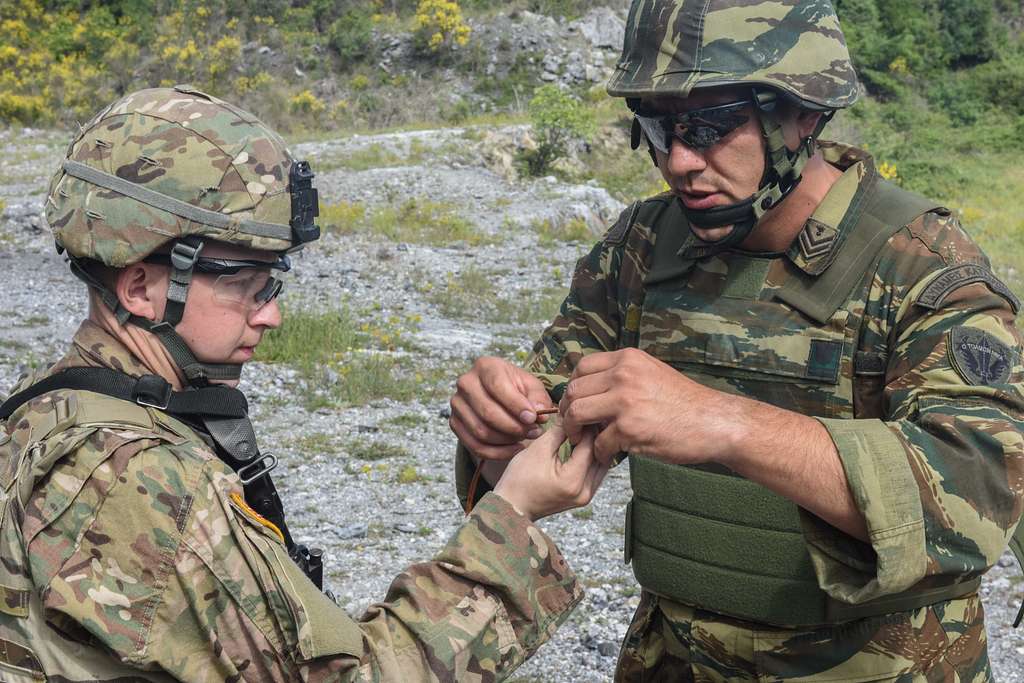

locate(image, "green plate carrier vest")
(622, 174), (1008, 628)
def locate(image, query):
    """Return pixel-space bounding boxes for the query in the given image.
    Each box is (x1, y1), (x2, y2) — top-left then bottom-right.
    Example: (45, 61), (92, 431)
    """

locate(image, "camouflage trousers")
(613, 591), (993, 682)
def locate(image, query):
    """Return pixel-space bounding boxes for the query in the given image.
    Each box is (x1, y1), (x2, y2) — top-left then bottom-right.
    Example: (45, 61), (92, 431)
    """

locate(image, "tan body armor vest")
(0, 391), (192, 680)
(0, 387), (363, 679)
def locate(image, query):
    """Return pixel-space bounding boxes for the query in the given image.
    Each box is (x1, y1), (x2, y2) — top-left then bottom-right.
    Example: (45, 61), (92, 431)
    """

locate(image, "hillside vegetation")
(2, 0), (1022, 287)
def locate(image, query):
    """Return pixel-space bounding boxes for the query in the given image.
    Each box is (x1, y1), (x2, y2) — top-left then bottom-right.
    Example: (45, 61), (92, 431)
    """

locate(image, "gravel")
(1, 124), (1021, 682)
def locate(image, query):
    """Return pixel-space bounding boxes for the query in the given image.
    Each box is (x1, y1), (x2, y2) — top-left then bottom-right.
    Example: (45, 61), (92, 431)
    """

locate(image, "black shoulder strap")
(1, 367), (327, 591)
(0, 367), (248, 421)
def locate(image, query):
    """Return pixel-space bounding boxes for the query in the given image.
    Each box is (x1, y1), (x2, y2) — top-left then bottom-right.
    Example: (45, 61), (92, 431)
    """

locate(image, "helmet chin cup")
(680, 196), (758, 249)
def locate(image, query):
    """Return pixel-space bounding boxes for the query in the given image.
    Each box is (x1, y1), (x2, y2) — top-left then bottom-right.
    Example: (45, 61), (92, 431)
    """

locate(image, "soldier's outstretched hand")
(493, 424), (608, 521)
(560, 348), (747, 466)
(450, 356), (555, 460)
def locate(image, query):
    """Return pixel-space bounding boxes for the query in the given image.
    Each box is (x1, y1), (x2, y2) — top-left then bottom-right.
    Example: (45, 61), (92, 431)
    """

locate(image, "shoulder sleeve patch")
(948, 327), (1014, 386)
(915, 263), (1020, 314)
(603, 201), (641, 246)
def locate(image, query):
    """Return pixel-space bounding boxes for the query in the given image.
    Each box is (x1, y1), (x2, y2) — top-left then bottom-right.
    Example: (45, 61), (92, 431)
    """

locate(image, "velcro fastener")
(603, 201), (640, 245)
(854, 351), (887, 376)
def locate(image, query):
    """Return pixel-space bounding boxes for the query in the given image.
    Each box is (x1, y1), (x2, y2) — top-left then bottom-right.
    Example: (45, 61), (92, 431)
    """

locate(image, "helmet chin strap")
(68, 237), (243, 387)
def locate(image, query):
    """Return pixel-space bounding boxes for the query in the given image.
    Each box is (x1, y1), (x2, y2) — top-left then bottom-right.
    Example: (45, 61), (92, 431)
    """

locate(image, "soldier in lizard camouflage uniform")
(449, 1), (1024, 680)
(0, 86), (609, 681)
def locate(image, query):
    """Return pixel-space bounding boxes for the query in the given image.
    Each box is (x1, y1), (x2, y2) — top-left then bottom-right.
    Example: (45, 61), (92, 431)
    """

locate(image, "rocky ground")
(2, 119), (1023, 681)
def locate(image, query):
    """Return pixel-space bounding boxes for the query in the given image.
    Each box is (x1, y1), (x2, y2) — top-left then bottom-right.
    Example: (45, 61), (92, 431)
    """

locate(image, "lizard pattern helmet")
(46, 85), (320, 385)
(609, 0), (860, 249)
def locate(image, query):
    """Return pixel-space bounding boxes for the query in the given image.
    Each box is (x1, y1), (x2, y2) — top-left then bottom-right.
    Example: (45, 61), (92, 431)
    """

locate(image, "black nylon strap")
(0, 367), (248, 420)
(0, 366), (326, 590)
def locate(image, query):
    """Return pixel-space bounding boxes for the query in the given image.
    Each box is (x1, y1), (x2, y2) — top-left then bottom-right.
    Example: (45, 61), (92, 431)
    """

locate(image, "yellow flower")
(877, 161), (899, 181)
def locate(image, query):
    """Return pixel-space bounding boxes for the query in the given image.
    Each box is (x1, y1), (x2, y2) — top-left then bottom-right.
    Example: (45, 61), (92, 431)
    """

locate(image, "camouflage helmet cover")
(47, 86), (300, 267)
(607, 0), (860, 110)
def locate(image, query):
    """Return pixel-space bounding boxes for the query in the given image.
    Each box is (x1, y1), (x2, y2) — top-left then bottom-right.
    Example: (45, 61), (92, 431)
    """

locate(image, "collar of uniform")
(51, 320), (154, 379)
(785, 141), (877, 276)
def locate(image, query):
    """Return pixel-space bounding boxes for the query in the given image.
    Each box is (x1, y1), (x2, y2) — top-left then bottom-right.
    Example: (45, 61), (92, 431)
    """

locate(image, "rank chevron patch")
(798, 219), (837, 260)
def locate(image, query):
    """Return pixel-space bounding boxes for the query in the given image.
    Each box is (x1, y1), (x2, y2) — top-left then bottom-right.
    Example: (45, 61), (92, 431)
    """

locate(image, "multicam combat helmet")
(46, 86), (320, 385)
(608, 0), (860, 247)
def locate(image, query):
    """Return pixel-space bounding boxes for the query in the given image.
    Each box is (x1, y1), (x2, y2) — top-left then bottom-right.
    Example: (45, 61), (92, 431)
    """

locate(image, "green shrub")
(328, 7), (375, 64)
(522, 84), (595, 176)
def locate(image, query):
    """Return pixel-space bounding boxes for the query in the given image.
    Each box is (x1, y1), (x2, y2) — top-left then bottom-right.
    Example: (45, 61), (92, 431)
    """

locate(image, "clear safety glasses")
(145, 253), (290, 311)
(634, 99), (750, 153)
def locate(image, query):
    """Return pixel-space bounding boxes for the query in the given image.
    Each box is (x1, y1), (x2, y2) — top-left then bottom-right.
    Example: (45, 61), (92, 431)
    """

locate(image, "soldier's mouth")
(679, 191), (722, 210)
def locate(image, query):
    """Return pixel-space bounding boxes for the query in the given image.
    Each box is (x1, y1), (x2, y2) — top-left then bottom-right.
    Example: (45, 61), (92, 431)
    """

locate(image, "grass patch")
(16, 315), (50, 327)
(321, 197), (494, 246)
(315, 139), (434, 172)
(256, 305), (364, 367)
(531, 215), (597, 246)
(382, 413), (429, 429)
(571, 506), (594, 520)
(836, 96), (1024, 295)
(292, 432), (342, 456)
(256, 303), (441, 408)
(301, 353), (451, 410)
(421, 266), (568, 326)
(348, 439), (409, 461)
(397, 464), (421, 484)
(494, 285), (568, 326)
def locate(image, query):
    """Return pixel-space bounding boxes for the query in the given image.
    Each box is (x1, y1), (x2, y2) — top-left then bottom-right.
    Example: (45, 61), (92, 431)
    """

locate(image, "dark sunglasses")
(634, 99), (750, 153)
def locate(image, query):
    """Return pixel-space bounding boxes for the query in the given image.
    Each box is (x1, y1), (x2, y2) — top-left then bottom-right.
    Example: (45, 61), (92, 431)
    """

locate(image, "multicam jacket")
(522, 142), (1024, 678)
(0, 321), (582, 682)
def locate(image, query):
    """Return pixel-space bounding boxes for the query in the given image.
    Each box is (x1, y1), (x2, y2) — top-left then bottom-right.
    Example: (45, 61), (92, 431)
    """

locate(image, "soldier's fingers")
(519, 425), (567, 466)
(563, 372), (614, 406)
(562, 393), (619, 434)
(581, 461), (610, 505)
(476, 369), (546, 434)
(521, 373), (555, 413)
(572, 350), (625, 379)
(451, 394), (527, 445)
(593, 424), (625, 465)
(561, 429), (600, 489)
(456, 372), (529, 436)
(450, 413), (522, 460)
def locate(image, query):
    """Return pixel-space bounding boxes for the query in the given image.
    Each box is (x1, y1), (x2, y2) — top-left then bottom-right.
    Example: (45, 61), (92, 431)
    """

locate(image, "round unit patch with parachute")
(948, 327), (1013, 386)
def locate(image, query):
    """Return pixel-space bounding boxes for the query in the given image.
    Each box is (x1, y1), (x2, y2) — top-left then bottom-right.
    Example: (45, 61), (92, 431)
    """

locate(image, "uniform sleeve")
(456, 216), (640, 509)
(40, 441), (582, 682)
(526, 235), (627, 393)
(803, 214), (1024, 603)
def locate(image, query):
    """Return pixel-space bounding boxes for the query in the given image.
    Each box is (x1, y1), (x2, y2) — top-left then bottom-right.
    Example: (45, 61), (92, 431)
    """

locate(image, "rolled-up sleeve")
(802, 233), (1024, 602)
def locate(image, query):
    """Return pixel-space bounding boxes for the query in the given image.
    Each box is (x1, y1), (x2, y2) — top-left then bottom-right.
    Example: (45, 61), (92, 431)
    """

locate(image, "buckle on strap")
(238, 452), (278, 485)
(170, 239), (203, 271)
(133, 374), (172, 410)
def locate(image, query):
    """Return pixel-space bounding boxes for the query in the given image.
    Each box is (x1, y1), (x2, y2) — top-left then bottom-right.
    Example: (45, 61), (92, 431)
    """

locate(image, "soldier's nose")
(665, 139), (707, 176)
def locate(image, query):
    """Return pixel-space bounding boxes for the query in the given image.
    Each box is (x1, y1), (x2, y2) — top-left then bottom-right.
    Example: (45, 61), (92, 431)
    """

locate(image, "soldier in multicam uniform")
(0, 87), (611, 681)
(450, 0), (1024, 680)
